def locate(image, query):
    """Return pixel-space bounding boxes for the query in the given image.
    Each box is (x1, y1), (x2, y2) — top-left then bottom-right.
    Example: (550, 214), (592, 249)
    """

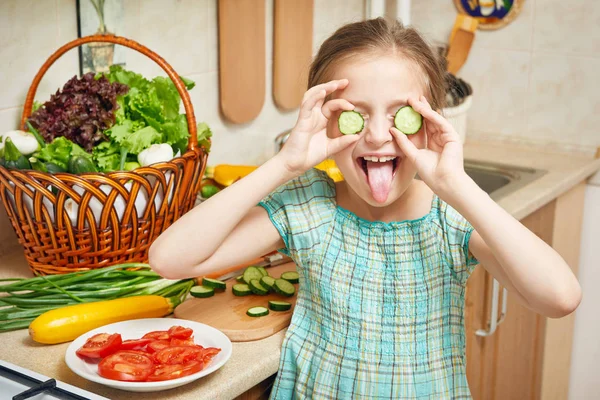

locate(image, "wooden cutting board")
(218, 0), (266, 123)
(273, 0), (314, 110)
(174, 262), (298, 342)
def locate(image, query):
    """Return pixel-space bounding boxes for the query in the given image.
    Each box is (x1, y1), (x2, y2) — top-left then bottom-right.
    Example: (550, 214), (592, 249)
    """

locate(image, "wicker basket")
(0, 35), (208, 275)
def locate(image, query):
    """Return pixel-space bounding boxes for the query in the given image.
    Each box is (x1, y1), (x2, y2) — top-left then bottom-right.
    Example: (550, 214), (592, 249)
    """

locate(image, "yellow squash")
(29, 295), (175, 344)
(213, 161), (344, 187)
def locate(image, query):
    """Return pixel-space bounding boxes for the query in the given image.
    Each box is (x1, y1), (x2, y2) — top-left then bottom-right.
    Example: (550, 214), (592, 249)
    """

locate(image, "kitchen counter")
(0, 140), (599, 399)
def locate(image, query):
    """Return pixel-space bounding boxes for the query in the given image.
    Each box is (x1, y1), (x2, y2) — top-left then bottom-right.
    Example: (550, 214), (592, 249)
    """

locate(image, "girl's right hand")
(277, 79), (360, 175)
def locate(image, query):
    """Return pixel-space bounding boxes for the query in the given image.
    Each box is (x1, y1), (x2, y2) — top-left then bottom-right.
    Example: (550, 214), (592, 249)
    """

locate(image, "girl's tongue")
(366, 160), (394, 203)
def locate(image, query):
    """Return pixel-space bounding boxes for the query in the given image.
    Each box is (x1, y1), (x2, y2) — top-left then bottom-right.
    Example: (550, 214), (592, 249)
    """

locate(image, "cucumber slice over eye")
(190, 285), (215, 298)
(280, 271), (299, 284)
(247, 306), (269, 317)
(202, 277), (226, 290)
(338, 110), (364, 135)
(269, 301), (292, 312)
(394, 106), (423, 135)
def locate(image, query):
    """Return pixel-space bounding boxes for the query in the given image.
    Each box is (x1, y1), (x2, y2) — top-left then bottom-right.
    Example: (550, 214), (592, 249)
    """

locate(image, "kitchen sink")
(464, 160), (546, 200)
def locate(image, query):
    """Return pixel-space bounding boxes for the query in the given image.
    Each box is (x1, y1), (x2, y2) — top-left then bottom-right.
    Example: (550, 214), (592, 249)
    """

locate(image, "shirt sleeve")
(257, 168), (334, 259)
(438, 200), (479, 285)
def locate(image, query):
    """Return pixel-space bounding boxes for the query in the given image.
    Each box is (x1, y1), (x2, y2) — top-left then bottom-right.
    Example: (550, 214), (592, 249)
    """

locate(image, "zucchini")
(45, 162), (67, 174)
(243, 266), (263, 285)
(202, 277), (226, 290)
(280, 271), (299, 284)
(338, 110), (364, 135)
(273, 279), (295, 297)
(394, 106), (423, 135)
(258, 267), (269, 277)
(246, 306), (269, 317)
(190, 286), (215, 298)
(29, 295), (175, 344)
(249, 279), (269, 295)
(268, 301), (292, 312)
(260, 276), (275, 291)
(232, 283), (251, 296)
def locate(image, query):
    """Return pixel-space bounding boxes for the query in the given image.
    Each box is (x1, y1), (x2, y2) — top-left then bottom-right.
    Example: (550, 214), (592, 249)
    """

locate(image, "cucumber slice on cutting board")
(260, 275), (276, 290)
(268, 300), (292, 311)
(243, 266), (263, 285)
(202, 277), (226, 290)
(247, 306), (269, 317)
(394, 106), (422, 135)
(273, 278), (295, 297)
(190, 285), (215, 298)
(280, 271), (299, 284)
(232, 283), (252, 296)
(249, 279), (269, 295)
(338, 110), (364, 135)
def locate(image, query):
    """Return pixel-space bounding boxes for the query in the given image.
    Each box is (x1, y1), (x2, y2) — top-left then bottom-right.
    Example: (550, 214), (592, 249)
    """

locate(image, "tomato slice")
(168, 325), (193, 339)
(98, 351), (155, 382)
(146, 360), (204, 382)
(170, 337), (196, 347)
(155, 346), (204, 365)
(201, 347), (221, 359)
(120, 338), (152, 351)
(142, 330), (170, 341)
(146, 340), (171, 353)
(76, 333), (123, 359)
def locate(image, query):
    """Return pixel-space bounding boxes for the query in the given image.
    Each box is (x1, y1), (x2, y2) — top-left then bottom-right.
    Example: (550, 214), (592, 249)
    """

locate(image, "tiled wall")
(412, 0), (600, 154)
(0, 0), (364, 254)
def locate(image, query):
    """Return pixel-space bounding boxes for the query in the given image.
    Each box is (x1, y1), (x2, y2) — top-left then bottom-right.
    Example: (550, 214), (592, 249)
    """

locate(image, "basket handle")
(20, 35), (198, 151)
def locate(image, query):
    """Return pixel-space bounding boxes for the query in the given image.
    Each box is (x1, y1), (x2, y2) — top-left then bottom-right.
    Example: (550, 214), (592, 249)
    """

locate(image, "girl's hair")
(308, 18), (446, 110)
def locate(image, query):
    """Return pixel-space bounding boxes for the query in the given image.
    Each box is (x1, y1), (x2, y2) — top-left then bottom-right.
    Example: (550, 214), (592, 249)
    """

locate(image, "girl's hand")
(277, 79), (360, 175)
(391, 95), (468, 196)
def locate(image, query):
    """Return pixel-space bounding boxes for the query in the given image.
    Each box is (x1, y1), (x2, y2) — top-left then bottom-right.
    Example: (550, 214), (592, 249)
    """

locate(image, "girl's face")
(328, 55), (427, 207)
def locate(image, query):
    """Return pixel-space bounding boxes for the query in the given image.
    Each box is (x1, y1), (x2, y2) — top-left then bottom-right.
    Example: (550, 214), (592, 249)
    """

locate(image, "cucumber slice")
(236, 275), (244, 282)
(232, 283), (251, 296)
(280, 271), (299, 284)
(273, 279), (295, 297)
(268, 300), (292, 312)
(243, 266), (263, 285)
(258, 267), (269, 277)
(338, 110), (364, 135)
(249, 279), (269, 295)
(260, 276), (276, 290)
(394, 106), (423, 135)
(202, 277), (226, 290)
(190, 285), (215, 298)
(247, 306), (269, 317)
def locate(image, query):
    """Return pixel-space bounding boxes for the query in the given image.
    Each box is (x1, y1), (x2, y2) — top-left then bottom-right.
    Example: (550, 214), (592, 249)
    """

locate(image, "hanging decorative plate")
(453, 0), (525, 30)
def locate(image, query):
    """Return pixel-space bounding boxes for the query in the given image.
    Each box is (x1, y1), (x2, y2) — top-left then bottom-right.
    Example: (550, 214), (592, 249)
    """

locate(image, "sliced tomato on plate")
(154, 346), (204, 365)
(76, 333), (123, 359)
(142, 330), (170, 341)
(168, 325), (193, 339)
(119, 338), (152, 351)
(98, 350), (155, 382)
(146, 360), (204, 382)
(170, 337), (196, 347)
(146, 339), (171, 353)
(200, 347), (221, 363)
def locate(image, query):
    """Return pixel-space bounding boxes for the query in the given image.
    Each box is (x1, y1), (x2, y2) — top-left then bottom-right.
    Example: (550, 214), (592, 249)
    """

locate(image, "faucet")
(274, 130), (291, 153)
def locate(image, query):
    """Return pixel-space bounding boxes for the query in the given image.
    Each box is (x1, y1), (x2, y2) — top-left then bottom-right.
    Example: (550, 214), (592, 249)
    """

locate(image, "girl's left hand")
(390, 95), (467, 195)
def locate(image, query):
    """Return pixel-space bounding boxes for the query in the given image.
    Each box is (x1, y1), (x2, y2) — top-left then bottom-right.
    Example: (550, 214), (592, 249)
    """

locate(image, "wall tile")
(533, 0), (600, 56)
(472, 0), (534, 52)
(460, 47), (531, 139)
(0, 107), (22, 132)
(526, 53), (600, 148)
(410, 0), (456, 45)
(313, 0), (364, 55)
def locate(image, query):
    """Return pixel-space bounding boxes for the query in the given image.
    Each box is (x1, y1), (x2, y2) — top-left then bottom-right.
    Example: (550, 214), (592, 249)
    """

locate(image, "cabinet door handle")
(476, 279), (508, 337)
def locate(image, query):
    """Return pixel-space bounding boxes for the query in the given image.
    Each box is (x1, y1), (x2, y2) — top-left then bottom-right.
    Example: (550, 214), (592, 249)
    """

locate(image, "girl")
(150, 18), (581, 398)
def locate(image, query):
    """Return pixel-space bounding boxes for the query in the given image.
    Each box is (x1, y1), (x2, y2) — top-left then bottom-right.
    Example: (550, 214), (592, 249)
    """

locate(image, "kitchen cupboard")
(465, 183), (586, 400)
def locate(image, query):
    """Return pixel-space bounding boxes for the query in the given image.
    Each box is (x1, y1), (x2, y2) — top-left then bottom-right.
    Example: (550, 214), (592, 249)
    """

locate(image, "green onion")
(0, 263), (194, 332)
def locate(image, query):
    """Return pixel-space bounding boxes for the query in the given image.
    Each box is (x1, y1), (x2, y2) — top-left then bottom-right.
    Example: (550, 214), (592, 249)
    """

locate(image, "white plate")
(65, 318), (232, 392)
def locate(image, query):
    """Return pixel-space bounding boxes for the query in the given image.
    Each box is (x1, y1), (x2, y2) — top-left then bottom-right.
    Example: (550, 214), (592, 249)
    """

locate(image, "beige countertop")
(0, 140), (599, 399)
